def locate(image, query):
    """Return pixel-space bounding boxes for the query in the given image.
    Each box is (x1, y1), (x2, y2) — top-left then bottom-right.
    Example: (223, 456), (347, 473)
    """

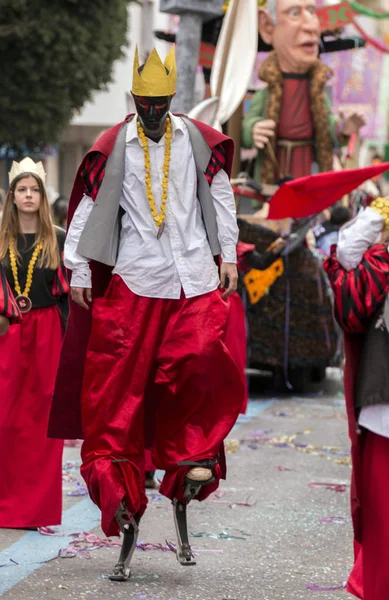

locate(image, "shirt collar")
(126, 112), (184, 145)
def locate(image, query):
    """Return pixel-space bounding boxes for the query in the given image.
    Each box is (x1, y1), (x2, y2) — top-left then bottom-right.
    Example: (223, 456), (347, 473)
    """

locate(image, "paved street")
(0, 369), (354, 600)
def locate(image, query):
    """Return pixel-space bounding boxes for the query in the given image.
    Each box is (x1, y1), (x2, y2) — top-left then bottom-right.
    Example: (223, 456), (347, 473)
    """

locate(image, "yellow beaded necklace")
(9, 240), (43, 313)
(137, 116), (172, 235)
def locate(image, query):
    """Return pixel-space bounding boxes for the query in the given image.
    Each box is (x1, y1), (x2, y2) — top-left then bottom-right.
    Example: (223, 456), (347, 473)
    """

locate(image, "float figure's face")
(261, 0), (321, 73)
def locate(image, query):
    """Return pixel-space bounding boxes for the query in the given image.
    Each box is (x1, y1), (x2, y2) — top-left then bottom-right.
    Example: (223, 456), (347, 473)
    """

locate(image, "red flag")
(267, 163), (389, 220)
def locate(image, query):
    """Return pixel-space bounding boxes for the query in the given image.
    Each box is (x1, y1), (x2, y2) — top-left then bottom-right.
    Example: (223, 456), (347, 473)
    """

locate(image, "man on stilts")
(49, 46), (245, 580)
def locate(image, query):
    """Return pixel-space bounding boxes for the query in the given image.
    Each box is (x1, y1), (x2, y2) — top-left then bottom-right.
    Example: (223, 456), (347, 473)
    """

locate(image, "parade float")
(158, 0), (389, 391)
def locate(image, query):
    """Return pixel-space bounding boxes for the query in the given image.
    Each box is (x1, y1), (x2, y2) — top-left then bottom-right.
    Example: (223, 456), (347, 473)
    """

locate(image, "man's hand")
(340, 112), (366, 137)
(220, 263), (238, 299)
(270, 237), (287, 254)
(252, 119), (276, 149)
(0, 315), (9, 335)
(71, 287), (92, 310)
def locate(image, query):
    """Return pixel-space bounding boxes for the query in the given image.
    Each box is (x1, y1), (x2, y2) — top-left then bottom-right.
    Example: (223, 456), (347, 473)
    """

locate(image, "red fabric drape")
(0, 306), (64, 527)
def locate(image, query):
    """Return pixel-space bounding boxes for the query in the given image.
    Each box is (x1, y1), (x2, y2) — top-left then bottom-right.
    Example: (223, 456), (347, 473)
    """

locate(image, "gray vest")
(77, 116), (221, 267)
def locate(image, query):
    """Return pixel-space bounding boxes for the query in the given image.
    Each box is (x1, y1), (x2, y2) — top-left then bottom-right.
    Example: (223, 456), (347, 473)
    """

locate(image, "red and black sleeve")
(204, 143), (226, 186)
(81, 151), (107, 201)
(324, 244), (389, 334)
(0, 264), (21, 321)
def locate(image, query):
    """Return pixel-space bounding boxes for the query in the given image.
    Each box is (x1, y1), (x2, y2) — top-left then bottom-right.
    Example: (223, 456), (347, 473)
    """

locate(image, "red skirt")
(0, 306), (64, 528)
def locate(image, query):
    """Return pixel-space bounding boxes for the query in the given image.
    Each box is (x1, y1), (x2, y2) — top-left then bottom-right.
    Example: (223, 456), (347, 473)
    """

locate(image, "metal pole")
(172, 12), (203, 113)
(160, 1), (224, 113)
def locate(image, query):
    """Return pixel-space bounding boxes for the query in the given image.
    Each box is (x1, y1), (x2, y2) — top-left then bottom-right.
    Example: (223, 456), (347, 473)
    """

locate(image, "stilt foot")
(172, 499), (196, 566)
(109, 503), (139, 582)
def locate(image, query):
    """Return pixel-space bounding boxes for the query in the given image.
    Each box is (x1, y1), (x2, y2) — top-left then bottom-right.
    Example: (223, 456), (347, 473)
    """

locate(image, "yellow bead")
(140, 126), (172, 226)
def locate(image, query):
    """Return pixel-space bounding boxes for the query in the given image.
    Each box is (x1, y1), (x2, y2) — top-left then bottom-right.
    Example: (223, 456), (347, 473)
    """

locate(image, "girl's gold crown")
(9, 157), (46, 185)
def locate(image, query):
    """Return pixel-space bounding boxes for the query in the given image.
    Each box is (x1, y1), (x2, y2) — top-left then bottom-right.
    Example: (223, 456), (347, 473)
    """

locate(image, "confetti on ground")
(62, 460), (81, 472)
(36, 532), (225, 562)
(275, 466), (296, 472)
(146, 492), (164, 501)
(306, 582), (346, 591)
(309, 482), (348, 493)
(319, 516), (350, 524)
(213, 490), (227, 499)
(224, 439), (240, 453)
(190, 529), (251, 540)
(241, 429), (351, 465)
(66, 481), (89, 497)
(0, 558), (19, 568)
(229, 495), (256, 509)
(38, 527), (65, 537)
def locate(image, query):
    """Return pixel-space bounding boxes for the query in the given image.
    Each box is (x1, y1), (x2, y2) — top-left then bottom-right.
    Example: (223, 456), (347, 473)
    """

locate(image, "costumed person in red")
(0, 158), (69, 529)
(324, 199), (389, 599)
(0, 264), (21, 334)
(49, 46), (245, 580)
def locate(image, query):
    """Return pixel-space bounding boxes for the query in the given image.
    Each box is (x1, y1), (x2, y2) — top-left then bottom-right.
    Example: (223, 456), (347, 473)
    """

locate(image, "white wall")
(71, 2), (171, 128)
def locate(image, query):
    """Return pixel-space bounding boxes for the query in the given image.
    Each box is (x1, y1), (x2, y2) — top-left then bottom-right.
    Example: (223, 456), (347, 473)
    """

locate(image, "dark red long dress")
(0, 230), (69, 528)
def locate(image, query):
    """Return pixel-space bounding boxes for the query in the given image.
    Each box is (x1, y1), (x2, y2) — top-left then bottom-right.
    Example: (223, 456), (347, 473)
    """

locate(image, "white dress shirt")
(65, 113), (238, 299)
(337, 207), (389, 438)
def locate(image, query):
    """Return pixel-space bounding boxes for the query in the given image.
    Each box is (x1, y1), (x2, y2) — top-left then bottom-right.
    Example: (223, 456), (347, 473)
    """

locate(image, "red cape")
(48, 115), (234, 439)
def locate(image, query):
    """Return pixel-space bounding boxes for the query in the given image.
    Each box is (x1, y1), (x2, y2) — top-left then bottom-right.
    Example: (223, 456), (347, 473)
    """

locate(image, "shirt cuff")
(70, 267), (92, 289)
(221, 246), (237, 264)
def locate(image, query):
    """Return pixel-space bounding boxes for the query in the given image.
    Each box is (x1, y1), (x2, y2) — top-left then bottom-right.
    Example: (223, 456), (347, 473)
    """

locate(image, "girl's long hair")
(0, 172), (60, 270)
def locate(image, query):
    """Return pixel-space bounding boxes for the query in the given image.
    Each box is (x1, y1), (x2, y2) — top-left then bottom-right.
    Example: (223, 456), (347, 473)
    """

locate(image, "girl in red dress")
(0, 158), (69, 528)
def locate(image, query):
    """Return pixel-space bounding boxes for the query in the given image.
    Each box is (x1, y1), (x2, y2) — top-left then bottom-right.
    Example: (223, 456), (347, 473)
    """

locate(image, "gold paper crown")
(132, 46), (177, 97)
(9, 157), (46, 185)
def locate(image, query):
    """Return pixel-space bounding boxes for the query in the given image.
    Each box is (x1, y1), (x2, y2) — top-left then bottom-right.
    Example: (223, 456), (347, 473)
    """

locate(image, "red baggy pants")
(80, 276), (245, 536)
(348, 431), (389, 599)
